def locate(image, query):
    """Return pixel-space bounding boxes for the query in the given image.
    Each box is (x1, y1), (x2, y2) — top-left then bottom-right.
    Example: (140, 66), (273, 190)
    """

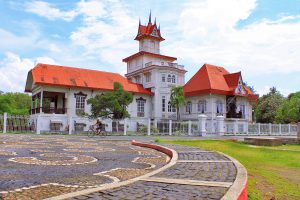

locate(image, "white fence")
(1, 113), (298, 137)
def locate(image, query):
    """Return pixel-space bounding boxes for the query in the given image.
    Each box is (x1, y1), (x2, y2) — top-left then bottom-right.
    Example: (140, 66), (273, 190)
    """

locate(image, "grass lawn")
(159, 139), (300, 200)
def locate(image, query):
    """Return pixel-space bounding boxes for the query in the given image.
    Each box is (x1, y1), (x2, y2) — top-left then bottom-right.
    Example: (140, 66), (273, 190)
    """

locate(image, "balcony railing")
(145, 61), (184, 70)
(226, 112), (244, 119)
(31, 107), (67, 114)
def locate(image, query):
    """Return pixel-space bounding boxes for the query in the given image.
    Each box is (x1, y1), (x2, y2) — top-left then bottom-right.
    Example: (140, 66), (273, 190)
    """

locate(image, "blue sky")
(0, 0), (300, 96)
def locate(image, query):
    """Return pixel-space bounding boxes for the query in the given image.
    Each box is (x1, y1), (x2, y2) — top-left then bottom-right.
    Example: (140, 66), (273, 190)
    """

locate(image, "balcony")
(144, 61), (184, 70)
(31, 107), (67, 114)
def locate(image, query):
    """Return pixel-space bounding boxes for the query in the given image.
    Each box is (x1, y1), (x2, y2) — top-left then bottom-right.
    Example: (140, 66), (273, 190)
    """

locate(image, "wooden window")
(186, 101), (192, 113)
(136, 97), (146, 117)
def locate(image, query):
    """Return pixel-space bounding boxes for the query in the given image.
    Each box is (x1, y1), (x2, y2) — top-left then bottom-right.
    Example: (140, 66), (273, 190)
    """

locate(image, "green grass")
(159, 139), (300, 200)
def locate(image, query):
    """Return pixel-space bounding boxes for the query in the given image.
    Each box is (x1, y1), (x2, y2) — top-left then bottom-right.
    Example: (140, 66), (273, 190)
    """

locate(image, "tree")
(170, 86), (185, 120)
(87, 82), (133, 119)
(0, 92), (31, 115)
(255, 87), (285, 123)
(275, 92), (300, 123)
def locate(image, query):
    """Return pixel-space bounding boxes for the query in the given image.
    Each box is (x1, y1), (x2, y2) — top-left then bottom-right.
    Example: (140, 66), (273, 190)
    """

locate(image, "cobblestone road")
(0, 135), (168, 200)
(71, 143), (238, 200)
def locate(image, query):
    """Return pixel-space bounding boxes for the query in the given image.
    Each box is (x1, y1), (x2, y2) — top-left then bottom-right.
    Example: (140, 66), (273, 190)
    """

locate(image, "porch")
(31, 91), (67, 115)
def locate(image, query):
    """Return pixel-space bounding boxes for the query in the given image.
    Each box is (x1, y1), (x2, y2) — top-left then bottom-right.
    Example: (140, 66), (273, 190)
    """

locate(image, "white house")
(24, 15), (258, 134)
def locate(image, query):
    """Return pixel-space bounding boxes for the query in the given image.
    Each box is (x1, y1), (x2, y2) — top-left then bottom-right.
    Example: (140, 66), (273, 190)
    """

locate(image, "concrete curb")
(45, 140), (178, 200)
(219, 152), (248, 200)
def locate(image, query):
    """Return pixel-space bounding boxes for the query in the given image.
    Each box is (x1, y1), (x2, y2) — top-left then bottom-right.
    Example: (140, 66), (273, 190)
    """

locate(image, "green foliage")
(275, 92), (300, 123)
(87, 82), (133, 119)
(0, 92), (31, 115)
(255, 87), (285, 123)
(170, 86), (185, 120)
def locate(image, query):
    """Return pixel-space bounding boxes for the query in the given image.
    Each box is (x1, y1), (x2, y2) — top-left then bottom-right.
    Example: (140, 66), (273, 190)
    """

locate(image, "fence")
(1, 113), (298, 137)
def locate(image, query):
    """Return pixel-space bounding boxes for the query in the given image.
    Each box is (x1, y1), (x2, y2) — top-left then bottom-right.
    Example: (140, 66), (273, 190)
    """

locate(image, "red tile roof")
(122, 51), (177, 62)
(183, 64), (258, 101)
(134, 22), (164, 41)
(25, 63), (152, 95)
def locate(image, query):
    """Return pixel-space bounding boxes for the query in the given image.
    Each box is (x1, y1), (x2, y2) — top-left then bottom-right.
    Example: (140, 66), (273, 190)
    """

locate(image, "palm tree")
(170, 86), (185, 120)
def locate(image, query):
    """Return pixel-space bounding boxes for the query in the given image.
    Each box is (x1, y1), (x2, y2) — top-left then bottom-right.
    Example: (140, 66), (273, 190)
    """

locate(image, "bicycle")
(87, 124), (107, 137)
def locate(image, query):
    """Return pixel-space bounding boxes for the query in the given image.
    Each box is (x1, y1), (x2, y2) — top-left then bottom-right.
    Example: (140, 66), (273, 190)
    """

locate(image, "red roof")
(25, 63), (152, 95)
(183, 64), (258, 101)
(122, 51), (177, 62)
(134, 22), (164, 41)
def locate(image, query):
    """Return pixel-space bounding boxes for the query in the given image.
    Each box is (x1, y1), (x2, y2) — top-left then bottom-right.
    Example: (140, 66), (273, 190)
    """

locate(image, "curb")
(45, 140), (177, 200)
(219, 152), (248, 200)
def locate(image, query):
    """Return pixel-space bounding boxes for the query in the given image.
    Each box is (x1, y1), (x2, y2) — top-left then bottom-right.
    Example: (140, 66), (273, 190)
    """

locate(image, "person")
(95, 119), (103, 133)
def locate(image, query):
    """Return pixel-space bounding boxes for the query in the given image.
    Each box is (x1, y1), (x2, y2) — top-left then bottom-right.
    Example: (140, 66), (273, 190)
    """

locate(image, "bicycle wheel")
(87, 129), (95, 137)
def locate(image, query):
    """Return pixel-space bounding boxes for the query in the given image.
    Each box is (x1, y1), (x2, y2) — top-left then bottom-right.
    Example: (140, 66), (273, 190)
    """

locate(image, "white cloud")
(165, 0), (300, 78)
(25, 1), (77, 21)
(0, 52), (55, 92)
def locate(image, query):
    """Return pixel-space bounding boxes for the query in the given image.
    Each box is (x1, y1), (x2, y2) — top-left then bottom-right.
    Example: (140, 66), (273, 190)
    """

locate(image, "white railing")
(1, 113), (298, 137)
(144, 61), (184, 70)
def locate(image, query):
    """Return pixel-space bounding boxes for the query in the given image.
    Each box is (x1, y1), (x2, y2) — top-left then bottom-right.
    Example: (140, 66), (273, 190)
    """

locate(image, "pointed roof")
(134, 16), (164, 41)
(25, 63), (153, 95)
(183, 64), (258, 101)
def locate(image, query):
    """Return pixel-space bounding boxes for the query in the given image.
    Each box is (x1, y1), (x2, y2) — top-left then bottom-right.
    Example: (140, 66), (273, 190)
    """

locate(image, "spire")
(148, 10), (152, 24)
(139, 18), (141, 25)
(158, 23), (160, 30)
(154, 17), (156, 25)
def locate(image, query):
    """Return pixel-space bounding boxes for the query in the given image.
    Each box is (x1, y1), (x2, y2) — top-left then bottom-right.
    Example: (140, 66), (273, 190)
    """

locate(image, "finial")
(148, 10), (152, 24)
(139, 18), (141, 25)
(154, 17), (156, 25)
(158, 23), (160, 30)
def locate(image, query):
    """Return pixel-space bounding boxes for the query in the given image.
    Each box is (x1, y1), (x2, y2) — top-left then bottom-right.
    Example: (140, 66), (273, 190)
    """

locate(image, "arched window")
(186, 101), (192, 114)
(167, 74), (172, 82)
(216, 100), (223, 114)
(172, 75), (176, 83)
(198, 100), (206, 113)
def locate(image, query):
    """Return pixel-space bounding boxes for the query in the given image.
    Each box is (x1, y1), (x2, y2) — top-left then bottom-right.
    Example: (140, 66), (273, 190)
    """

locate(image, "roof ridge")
(203, 64), (213, 89)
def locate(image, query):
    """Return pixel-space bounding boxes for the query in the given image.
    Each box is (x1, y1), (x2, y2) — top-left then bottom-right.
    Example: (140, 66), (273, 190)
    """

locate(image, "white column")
(246, 122), (249, 135)
(36, 115), (41, 134)
(269, 123), (272, 135)
(198, 114), (207, 136)
(288, 124), (291, 134)
(258, 123), (261, 135)
(188, 120), (192, 136)
(147, 118), (151, 136)
(169, 120), (172, 136)
(68, 116), (72, 135)
(3, 112), (7, 133)
(216, 115), (225, 136)
(123, 119), (127, 136)
(40, 89), (43, 113)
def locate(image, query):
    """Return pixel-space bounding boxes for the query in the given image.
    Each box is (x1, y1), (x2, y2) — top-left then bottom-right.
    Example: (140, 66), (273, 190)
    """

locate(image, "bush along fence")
(1, 112), (298, 136)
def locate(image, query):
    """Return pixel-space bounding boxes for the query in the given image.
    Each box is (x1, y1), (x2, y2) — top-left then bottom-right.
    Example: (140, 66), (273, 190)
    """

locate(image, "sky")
(0, 0), (299, 96)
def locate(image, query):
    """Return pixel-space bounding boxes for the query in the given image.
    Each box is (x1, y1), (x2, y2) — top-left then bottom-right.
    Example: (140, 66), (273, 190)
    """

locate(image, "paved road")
(0, 134), (168, 200)
(72, 144), (238, 200)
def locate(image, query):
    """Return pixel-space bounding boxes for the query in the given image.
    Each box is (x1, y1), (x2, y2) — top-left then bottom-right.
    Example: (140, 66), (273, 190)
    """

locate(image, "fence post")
(36, 115), (41, 134)
(246, 122), (249, 135)
(198, 114), (207, 136)
(169, 120), (172, 136)
(123, 118), (127, 136)
(269, 123), (272, 135)
(147, 118), (151, 136)
(3, 112), (7, 133)
(233, 120), (238, 135)
(258, 123), (261, 135)
(188, 120), (192, 136)
(279, 124), (281, 135)
(288, 124), (291, 135)
(68, 116), (72, 135)
(216, 116), (225, 136)
(297, 123), (300, 144)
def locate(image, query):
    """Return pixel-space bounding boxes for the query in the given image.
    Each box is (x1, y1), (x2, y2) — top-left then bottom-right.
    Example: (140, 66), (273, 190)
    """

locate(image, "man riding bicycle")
(95, 119), (103, 133)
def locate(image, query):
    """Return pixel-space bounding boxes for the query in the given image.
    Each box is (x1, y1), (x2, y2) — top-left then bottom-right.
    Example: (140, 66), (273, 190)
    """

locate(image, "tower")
(123, 14), (186, 120)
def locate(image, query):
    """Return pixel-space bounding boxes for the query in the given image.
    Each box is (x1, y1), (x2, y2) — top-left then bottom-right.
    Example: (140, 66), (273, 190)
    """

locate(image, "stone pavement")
(70, 143), (240, 200)
(0, 135), (168, 200)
